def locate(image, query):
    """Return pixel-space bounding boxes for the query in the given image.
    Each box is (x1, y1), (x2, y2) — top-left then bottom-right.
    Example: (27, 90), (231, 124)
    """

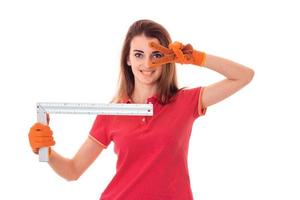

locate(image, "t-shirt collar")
(121, 95), (158, 104)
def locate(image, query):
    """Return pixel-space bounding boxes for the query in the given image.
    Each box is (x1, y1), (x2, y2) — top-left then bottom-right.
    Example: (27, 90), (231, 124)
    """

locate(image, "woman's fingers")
(149, 42), (173, 54)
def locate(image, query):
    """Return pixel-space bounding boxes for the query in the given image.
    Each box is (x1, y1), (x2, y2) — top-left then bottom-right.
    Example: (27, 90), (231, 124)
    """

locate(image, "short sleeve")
(197, 87), (207, 117)
(89, 115), (111, 149)
(180, 87), (207, 119)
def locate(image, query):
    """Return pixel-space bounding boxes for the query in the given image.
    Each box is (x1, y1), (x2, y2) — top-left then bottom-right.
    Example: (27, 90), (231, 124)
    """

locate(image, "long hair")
(113, 19), (181, 104)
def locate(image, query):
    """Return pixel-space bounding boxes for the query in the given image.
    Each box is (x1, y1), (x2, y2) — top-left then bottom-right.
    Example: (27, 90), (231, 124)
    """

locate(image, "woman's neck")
(131, 84), (157, 103)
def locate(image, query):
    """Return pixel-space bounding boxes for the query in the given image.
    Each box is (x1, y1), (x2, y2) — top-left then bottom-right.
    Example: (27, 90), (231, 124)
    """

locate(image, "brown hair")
(113, 19), (181, 104)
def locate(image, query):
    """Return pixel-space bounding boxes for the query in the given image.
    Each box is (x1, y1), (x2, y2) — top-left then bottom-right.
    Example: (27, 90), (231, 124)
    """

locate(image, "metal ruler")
(37, 102), (153, 162)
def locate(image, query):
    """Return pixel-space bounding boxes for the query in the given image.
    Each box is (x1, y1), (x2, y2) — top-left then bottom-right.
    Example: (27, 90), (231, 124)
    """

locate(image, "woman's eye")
(153, 52), (163, 59)
(134, 53), (143, 58)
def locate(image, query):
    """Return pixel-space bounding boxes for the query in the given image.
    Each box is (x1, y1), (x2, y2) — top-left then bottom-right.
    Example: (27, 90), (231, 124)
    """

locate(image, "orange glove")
(28, 122), (55, 155)
(148, 41), (206, 67)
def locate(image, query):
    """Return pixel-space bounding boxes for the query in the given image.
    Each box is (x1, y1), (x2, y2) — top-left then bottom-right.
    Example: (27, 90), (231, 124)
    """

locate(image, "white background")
(0, 0), (299, 199)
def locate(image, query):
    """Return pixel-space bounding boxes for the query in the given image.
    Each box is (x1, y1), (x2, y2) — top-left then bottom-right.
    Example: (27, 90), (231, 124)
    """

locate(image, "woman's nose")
(140, 56), (152, 68)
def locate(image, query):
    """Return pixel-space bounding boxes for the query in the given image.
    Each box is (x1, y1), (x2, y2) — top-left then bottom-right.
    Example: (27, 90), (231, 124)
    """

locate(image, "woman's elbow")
(65, 173), (80, 181)
(65, 162), (82, 181)
(243, 67), (255, 84)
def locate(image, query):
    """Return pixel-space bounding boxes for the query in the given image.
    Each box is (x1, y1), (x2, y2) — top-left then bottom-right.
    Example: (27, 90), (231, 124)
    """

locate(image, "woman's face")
(128, 35), (163, 86)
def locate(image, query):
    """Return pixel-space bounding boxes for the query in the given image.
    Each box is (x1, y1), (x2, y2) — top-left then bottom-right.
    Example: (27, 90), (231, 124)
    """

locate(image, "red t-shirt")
(89, 87), (206, 200)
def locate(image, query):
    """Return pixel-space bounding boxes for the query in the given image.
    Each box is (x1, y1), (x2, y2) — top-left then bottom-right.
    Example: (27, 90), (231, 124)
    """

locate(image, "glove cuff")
(193, 50), (206, 66)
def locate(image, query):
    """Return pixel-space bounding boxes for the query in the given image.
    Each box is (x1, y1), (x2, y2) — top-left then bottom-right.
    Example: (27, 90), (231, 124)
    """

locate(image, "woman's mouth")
(140, 70), (155, 76)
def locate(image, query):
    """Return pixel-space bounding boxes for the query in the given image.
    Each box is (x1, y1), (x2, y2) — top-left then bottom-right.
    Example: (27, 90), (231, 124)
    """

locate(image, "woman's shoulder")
(178, 86), (202, 95)
(174, 86), (203, 102)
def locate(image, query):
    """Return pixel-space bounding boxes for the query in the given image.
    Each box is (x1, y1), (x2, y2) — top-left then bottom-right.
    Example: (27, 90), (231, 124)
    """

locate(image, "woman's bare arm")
(48, 136), (105, 181)
(199, 54), (254, 112)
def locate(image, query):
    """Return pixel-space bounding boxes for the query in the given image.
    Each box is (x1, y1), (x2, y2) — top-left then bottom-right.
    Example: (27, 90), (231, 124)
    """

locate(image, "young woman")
(29, 19), (254, 199)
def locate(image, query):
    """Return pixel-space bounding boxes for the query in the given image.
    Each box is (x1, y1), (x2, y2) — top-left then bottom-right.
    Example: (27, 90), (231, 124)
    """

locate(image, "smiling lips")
(140, 70), (155, 76)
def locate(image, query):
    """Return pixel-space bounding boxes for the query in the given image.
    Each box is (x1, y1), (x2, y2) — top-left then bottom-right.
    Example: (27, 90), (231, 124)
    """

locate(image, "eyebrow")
(133, 49), (161, 54)
(133, 49), (144, 53)
(152, 51), (162, 54)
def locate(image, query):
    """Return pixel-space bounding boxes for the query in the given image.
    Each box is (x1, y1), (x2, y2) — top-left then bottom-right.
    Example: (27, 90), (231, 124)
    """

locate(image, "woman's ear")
(127, 58), (131, 66)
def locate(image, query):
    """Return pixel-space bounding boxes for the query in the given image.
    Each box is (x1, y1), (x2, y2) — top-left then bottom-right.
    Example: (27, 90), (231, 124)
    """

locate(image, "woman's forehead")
(130, 35), (160, 51)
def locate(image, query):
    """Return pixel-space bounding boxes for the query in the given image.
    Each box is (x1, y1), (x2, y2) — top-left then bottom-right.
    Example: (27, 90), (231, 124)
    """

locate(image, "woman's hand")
(148, 41), (206, 67)
(28, 122), (55, 155)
